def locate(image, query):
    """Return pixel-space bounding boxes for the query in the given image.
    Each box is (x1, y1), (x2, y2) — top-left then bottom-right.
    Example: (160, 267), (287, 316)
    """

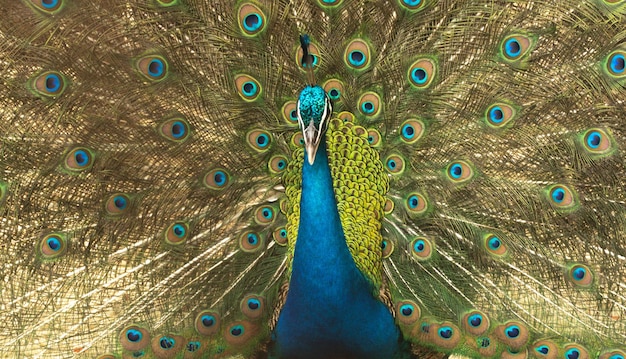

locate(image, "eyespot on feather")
(238, 3), (267, 36)
(240, 294), (265, 320)
(136, 55), (169, 82)
(282, 101), (299, 125)
(64, 147), (94, 172)
(164, 221), (189, 245)
(396, 300), (421, 325)
(344, 38), (371, 70)
(323, 79), (344, 101)
(105, 193), (131, 216)
(531, 340), (558, 359)
(273, 227), (288, 246)
(385, 154), (405, 175)
(151, 334), (184, 359)
(358, 92), (381, 118)
(461, 310), (490, 336)
(159, 117), (190, 143)
(445, 160), (474, 183)
(410, 237), (433, 261)
(234, 74), (262, 101)
(38, 232), (68, 260)
(203, 168), (231, 190)
(567, 263), (594, 287)
(30, 71), (67, 97)
(408, 58), (436, 89)
(120, 325), (151, 352)
(239, 231), (263, 252)
(194, 311), (220, 336)
(494, 321), (529, 349)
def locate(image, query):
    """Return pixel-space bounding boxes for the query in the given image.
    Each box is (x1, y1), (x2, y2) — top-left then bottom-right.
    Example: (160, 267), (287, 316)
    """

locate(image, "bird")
(0, 0), (625, 358)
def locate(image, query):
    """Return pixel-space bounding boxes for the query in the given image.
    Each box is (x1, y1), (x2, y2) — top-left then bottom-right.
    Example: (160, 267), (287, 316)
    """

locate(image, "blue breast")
(274, 141), (403, 359)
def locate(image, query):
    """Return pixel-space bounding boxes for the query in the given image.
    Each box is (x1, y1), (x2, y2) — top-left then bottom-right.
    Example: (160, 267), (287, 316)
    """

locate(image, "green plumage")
(0, 0), (625, 358)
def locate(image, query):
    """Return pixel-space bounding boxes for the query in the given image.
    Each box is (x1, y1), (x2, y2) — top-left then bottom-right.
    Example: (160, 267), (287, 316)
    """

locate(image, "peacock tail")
(1, 0), (625, 358)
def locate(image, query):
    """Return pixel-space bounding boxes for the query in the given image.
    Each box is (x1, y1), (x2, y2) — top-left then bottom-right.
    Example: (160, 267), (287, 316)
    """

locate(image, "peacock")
(1, 0), (625, 358)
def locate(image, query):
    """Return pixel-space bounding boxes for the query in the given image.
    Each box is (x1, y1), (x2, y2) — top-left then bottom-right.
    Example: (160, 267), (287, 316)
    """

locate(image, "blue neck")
(274, 141), (402, 359)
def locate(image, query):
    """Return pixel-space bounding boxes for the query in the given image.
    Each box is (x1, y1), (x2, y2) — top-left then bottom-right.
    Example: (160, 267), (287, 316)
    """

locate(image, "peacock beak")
(302, 120), (323, 165)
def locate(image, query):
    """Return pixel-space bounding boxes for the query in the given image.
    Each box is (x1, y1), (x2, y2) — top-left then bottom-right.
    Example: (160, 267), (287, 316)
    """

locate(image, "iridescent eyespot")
(254, 205), (275, 225)
(445, 160), (474, 183)
(499, 34), (534, 65)
(484, 234), (507, 257)
(120, 325), (150, 352)
(532, 340), (558, 357)
(398, 0), (425, 11)
(462, 310), (490, 336)
(396, 300), (420, 325)
(29, 0), (64, 13)
(545, 184), (578, 211)
(39, 233), (68, 260)
(400, 119), (425, 144)
(195, 311), (220, 336)
(564, 345), (589, 359)
(282, 101), (299, 125)
(240, 294), (265, 319)
(408, 58), (436, 89)
(64, 147), (94, 172)
(431, 322), (461, 349)
(152, 335), (183, 355)
(605, 49), (626, 78)
(344, 38), (371, 70)
(203, 168), (231, 190)
(485, 103), (517, 128)
(105, 193), (131, 216)
(291, 132), (304, 148)
(164, 221), (189, 245)
(410, 237), (433, 260)
(246, 129), (272, 152)
(323, 79), (344, 101)
(30, 71), (67, 98)
(568, 263), (594, 287)
(224, 321), (258, 345)
(268, 155), (288, 174)
(581, 128), (614, 155)
(495, 322), (529, 349)
(358, 92), (381, 117)
(273, 227), (288, 246)
(385, 154), (405, 174)
(364, 128), (381, 148)
(159, 117), (190, 143)
(381, 238), (394, 258)
(234, 74), (262, 101)
(405, 193), (428, 216)
(238, 3), (267, 36)
(240, 231), (263, 252)
(297, 41), (320, 70)
(136, 55), (168, 82)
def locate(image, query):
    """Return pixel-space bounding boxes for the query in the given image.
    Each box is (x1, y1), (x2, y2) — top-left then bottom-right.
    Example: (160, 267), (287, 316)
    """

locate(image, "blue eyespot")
(256, 133), (269, 148)
(127, 329), (143, 342)
(402, 0), (421, 5)
(201, 315), (215, 327)
(42, 0), (60, 9)
(328, 88), (340, 100)
(468, 314), (482, 327)
(243, 13), (263, 32)
(247, 298), (261, 310)
(112, 196), (127, 210)
(505, 325), (520, 338)
(45, 74), (61, 92)
(551, 187), (565, 203)
(414, 240), (426, 252)
(438, 326), (453, 339)
(565, 348), (580, 359)
(148, 59), (164, 77)
(572, 267), (586, 281)
(505, 38), (521, 58)
(349, 50), (366, 66)
(170, 121), (186, 139)
(400, 304), (414, 316)
(489, 106), (504, 123)
(586, 130), (601, 149)
(247, 233), (259, 245)
(172, 224), (186, 238)
(213, 171), (227, 186)
(74, 150), (89, 167)
(411, 68), (428, 84)
(449, 163), (463, 179)
(610, 53), (625, 74)
(402, 123), (415, 139)
(407, 195), (419, 210)
(230, 325), (244, 337)
(361, 101), (375, 114)
(242, 81), (258, 97)
(488, 236), (501, 250)
(536, 345), (550, 355)
(46, 237), (61, 251)
(387, 159), (397, 169)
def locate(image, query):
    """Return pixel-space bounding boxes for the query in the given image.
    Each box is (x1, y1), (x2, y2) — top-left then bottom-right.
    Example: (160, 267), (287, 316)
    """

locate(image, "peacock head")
(297, 85), (332, 165)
